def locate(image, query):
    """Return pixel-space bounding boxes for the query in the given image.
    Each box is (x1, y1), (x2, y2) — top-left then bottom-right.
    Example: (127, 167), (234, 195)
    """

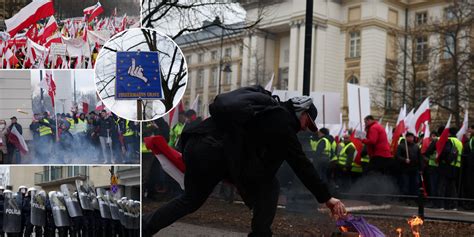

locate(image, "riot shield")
(60, 184), (83, 217)
(75, 180), (92, 211)
(48, 191), (71, 227)
(96, 188), (111, 219)
(131, 200), (140, 230)
(87, 182), (99, 210)
(3, 191), (21, 233)
(116, 198), (127, 227)
(123, 200), (133, 229)
(106, 191), (120, 221)
(30, 190), (46, 227)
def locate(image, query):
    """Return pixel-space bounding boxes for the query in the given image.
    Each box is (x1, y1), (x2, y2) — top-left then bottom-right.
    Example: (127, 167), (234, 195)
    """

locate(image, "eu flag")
(115, 51), (162, 100)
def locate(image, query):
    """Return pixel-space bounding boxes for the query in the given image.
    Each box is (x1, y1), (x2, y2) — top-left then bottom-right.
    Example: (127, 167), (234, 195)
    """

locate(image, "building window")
(415, 12), (427, 25)
(444, 32), (455, 59)
(224, 70), (232, 85)
(210, 67), (218, 86)
(348, 6), (361, 22)
(278, 67), (289, 90)
(385, 80), (393, 109)
(443, 81), (455, 108)
(415, 36), (428, 62)
(225, 47), (232, 58)
(386, 34), (397, 60)
(198, 53), (204, 63)
(415, 80), (427, 106)
(348, 75), (359, 84)
(445, 7), (455, 20)
(211, 50), (218, 61)
(197, 69), (204, 87)
(349, 32), (361, 58)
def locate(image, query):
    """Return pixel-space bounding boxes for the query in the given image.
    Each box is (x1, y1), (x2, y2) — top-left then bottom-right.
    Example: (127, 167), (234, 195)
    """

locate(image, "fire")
(408, 216), (424, 237)
(340, 226), (349, 232)
(396, 228), (402, 237)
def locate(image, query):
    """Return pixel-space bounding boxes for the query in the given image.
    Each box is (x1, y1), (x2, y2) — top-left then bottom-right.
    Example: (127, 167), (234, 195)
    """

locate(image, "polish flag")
(39, 71), (56, 107)
(95, 100), (105, 111)
(5, 0), (54, 37)
(167, 101), (185, 128)
(5, 48), (19, 66)
(190, 94), (199, 112)
(412, 97), (430, 135)
(43, 32), (62, 48)
(119, 14), (128, 32)
(264, 73), (274, 92)
(82, 102), (89, 114)
(87, 2), (104, 23)
(83, 3), (97, 15)
(391, 105), (406, 155)
(8, 125), (29, 155)
(436, 115), (452, 163)
(456, 109), (468, 142)
(421, 122), (431, 154)
(144, 135), (185, 190)
(41, 16), (58, 43)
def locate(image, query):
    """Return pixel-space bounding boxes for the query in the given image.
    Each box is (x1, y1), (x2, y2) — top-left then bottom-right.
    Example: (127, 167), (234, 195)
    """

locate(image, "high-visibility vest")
(310, 137), (332, 158)
(169, 123), (184, 147)
(428, 152), (438, 167)
(469, 138), (474, 152)
(448, 137), (462, 168)
(67, 118), (75, 130)
(38, 119), (53, 136)
(124, 120), (135, 137)
(332, 142), (353, 166)
(141, 142), (151, 153)
(75, 119), (87, 133)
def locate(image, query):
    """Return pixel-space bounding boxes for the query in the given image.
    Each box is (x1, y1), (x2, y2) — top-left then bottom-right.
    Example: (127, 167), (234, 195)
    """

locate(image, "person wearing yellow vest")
(37, 112), (54, 163)
(119, 119), (138, 162)
(437, 127), (462, 210)
(169, 113), (185, 148)
(395, 132), (422, 196)
(461, 125), (474, 208)
(330, 134), (356, 192)
(310, 127), (334, 183)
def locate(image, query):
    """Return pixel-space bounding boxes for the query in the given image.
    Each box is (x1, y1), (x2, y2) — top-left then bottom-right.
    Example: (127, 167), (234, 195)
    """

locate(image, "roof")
(174, 21), (245, 46)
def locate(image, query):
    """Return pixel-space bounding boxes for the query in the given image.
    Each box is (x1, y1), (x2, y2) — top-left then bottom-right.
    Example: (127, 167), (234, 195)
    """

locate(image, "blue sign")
(115, 51), (162, 100)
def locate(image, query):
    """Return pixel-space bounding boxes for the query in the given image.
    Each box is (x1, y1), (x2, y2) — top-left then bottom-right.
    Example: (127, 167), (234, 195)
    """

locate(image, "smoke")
(347, 173), (400, 196)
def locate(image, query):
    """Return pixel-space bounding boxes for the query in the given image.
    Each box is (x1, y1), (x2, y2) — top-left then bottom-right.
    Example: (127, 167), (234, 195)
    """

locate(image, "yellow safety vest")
(75, 119), (87, 133)
(310, 137), (333, 158)
(331, 142), (353, 166)
(141, 142), (151, 153)
(67, 118), (75, 130)
(38, 119), (53, 136)
(124, 120), (135, 137)
(448, 137), (462, 168)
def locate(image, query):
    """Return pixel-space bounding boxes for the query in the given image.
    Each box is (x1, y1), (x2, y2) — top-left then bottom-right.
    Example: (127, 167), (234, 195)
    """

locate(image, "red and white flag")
(167, 101), (185, 128)
(5, 48), (19, 67)
(8, 125), (29, 155)
(456, 109), (468, 142)
(82, 102), (89, 114)
(421, 122), (431, 154)
(95, 100), (105, 111)
(436, 115), (452, 163)
(39, 70), (56, 107)
(411, 97), (430, 135)
(83, 3), (97, 15)
(87, 2), (104, 23)
(145, 135), (185, 189)
(264, 73), (274, 92)
(5, 0), (54, 37)
(190, 94), (199, 112)
(349, 130), (364, 165)
(391, 105), (406, 155)
(43, 32), (62, 48)
(40, 16), (58, 43)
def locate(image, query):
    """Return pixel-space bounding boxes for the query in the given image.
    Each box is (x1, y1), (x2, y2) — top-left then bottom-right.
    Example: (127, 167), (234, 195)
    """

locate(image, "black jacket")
(181, 102), (331, 207)
(396, 141), (422, 173)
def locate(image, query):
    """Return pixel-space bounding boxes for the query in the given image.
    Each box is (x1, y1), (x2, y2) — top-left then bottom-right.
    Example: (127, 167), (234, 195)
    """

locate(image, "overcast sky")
(31, 70), (96, 97)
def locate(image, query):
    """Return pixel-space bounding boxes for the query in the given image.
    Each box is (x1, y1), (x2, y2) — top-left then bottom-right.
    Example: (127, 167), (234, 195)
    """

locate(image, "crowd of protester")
(0, 110), (140, 164)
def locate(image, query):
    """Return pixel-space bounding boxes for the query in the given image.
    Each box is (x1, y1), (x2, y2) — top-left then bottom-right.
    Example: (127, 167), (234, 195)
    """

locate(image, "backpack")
(209, 85), (279, 126)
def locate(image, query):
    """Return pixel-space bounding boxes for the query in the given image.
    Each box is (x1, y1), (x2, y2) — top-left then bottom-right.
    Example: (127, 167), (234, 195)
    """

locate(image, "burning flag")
(336, 215), (385, 237)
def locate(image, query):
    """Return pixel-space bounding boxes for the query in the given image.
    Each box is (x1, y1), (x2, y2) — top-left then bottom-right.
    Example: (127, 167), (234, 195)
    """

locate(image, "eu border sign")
(115, 51), (163, 100)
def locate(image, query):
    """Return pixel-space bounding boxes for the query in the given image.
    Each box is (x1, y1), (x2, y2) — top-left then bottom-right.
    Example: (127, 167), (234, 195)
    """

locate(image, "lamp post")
(212, 17), (232, 94)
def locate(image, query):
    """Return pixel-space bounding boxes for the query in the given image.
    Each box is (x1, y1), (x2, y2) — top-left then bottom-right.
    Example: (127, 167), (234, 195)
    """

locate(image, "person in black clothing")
(437, 128), (461, 209)
(396, 132), (422, 195)
(461, 125), (474, 209)
(0, 187), (4, 237)
(98, 110), (113, 164)
(6, 117), (22, 164)
(143, 90), (346, 237)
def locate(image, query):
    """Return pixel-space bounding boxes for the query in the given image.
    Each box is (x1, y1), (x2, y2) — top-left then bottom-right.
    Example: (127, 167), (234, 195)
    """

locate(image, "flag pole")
(322, 94), (325, 128)
(358, 87), (362, 132)
(137, 99), (143, 120)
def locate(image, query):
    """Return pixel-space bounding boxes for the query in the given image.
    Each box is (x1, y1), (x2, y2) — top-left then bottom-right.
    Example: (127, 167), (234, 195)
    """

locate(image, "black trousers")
(142, 136), (280, 237)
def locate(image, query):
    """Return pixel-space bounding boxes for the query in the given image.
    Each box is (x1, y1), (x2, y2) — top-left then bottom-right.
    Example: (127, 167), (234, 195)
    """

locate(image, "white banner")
(347, 83), (371, 130)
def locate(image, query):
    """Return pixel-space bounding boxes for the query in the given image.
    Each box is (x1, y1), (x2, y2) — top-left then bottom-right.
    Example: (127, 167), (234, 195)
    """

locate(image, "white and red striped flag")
(391, 105), (406, 155)
(167, 101), (185, 128)
(456, 109), (468, 142)
(436, 115), (452, 163)
(39, 70), (56, 107)
(87, 2), (104, 23)
(190, 94), (199, 112)
(145, 135), (185, 189)
(8, 125), (29, 155)
(40, 16), (58, 44)
(412, 97), (430, 135)
(421, 122), (431, 154)
(5, 0), (54, 37)
(5, 48), (19, 67)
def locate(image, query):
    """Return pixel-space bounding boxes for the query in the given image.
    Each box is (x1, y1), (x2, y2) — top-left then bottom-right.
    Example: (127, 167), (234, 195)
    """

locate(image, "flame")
(340, 226), (349, 232)
(408, 216), (424, 237)
(396, 228), (402, 237)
